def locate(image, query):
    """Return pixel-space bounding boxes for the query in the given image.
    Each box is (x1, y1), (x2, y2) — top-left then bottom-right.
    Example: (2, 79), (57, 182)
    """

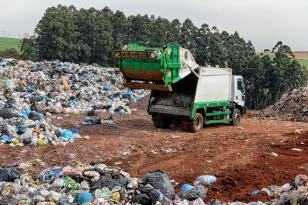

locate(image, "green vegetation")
(0, 37), (21, 51)
(296, 58), (308, 68)
(20, 5), (307, 109)
(259, 52), (308, 68)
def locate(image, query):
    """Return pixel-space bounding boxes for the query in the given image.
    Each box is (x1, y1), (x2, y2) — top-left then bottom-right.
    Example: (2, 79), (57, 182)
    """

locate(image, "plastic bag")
(141, 170), (175, 200)
(0, 167), (20, 182)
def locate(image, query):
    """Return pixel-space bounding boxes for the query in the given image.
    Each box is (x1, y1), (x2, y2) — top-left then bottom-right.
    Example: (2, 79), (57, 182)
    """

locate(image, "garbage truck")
(114, 43), (246, 132)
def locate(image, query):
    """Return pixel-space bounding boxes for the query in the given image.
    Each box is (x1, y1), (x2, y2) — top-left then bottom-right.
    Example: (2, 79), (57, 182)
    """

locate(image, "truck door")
(234, 77), (245, 107)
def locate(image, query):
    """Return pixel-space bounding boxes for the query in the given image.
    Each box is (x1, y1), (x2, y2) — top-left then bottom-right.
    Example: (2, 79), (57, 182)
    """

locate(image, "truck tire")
(230, 108), (241, 126)
(189, 113), (204, 132)
(152, 115), (172, 129)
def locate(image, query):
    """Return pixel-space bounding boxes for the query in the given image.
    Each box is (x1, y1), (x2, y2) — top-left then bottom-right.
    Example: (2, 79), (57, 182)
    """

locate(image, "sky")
(0, 0), (307, 51)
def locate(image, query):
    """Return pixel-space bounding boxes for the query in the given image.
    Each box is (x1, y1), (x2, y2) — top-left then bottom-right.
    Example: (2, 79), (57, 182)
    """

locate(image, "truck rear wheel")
(230, 108), (241, 126)
(152, 115), (172, 129)
(189, 113), (204, 132)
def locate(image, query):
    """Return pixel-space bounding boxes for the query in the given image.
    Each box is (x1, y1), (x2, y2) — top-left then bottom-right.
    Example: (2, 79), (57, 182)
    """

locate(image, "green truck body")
(114, 43), (246, 132)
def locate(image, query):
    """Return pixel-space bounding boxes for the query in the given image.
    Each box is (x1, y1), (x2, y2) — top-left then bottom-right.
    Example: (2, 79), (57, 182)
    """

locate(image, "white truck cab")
(232, 75), (246, 108)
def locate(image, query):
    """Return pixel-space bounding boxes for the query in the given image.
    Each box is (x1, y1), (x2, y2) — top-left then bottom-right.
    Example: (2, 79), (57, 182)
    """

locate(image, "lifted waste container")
(114, 43), (246, 132)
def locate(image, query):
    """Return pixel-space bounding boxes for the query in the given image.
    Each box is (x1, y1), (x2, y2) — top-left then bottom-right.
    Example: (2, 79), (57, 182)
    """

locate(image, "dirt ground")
(0, 103), (307, 202)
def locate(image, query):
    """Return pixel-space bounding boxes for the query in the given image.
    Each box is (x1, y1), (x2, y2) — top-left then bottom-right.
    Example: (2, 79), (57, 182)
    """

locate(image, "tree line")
(20, 5), (307, 109)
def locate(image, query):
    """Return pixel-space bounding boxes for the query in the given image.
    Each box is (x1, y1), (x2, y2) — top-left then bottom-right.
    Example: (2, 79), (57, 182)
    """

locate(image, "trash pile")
(0, 60), (148, 146)
(0, 58), (17, 67)
(0, 163), (307, 205)
(0, 163), (214, 205)
(247, 174), (308, 205)
(0, 60), (148, 115)
(258, 87), (308, 122)
(0, 110), (81, 146)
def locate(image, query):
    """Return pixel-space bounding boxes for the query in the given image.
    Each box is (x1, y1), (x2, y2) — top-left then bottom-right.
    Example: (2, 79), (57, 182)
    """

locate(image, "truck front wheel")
(230, 109), (241, 126)
(189, 113), (204, 132)
(152, 115), (172, 129)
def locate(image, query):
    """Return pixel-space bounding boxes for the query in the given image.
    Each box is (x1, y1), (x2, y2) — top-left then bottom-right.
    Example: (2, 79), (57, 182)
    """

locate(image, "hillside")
(0, 37), (21, 51)
(259, 51), (308, 68)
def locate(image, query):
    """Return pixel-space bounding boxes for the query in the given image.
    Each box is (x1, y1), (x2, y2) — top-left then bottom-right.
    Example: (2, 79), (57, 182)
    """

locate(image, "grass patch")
(296, 58), (308, 68)
(0, 37), (21, 51)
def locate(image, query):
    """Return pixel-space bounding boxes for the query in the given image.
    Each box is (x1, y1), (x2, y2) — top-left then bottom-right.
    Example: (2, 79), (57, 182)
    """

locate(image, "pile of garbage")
(258, 87), (308, 122)
(0, 60), (148, 115)
(0, 112), (81, 146)
(0, 60), (148, 146)
(247, 174), (308, 205)
(0, 163), (214, 205)
(0, 58), (17, 67)
(0, 163), (307, 205)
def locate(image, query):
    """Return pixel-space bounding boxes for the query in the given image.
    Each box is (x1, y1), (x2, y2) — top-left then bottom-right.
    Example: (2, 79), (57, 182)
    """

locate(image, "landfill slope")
(0, 60), (148, 146)
(0, 60), (148, 115)
(258, 87), (308, 122)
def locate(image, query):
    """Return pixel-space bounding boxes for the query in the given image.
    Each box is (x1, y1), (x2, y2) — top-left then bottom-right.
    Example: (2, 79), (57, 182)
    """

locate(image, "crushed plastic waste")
(140, 169), (175, 200)
(0, 162), (307, 205)
(258, 87), (308, 122)
(250, 174), (308, 205)
(81, 115), (116, 127)
(0, 167), (20, 182)
(177, 182), (206, 201)
(0, 59), (148, 146)
(196, 175), (217, 186)
(82, 117), (102, 125)
(0, 164), (208, 205)
(0, 58), (17, 67)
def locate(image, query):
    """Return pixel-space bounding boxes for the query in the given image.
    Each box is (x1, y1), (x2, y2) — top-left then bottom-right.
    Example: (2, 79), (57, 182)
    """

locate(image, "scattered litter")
(292, 148), (303, 152)
(196, 175), (217, 186)
(271, 152), (278, 157)
(82, 117), (102, 125)
(161, 147), (177, 153)
(150, 149), (158, 155)
(294, 129), (304, 134)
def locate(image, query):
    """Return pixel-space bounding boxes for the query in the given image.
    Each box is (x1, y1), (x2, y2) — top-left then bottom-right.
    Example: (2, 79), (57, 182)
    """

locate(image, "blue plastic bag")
(71, 128), (79, 134)
(61, 130), (75, 140)
(181, 183), (194, 191)
(20, 109), (31, 119)
(27, 87), (34, 93)
(122, 90), (132, 97)
(0, 135), (12, 143)
(76, 192), (93, 205)
(103, 85), (112, 91)
(16, 124), (26, 135)
(46, 169), (62, 177)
